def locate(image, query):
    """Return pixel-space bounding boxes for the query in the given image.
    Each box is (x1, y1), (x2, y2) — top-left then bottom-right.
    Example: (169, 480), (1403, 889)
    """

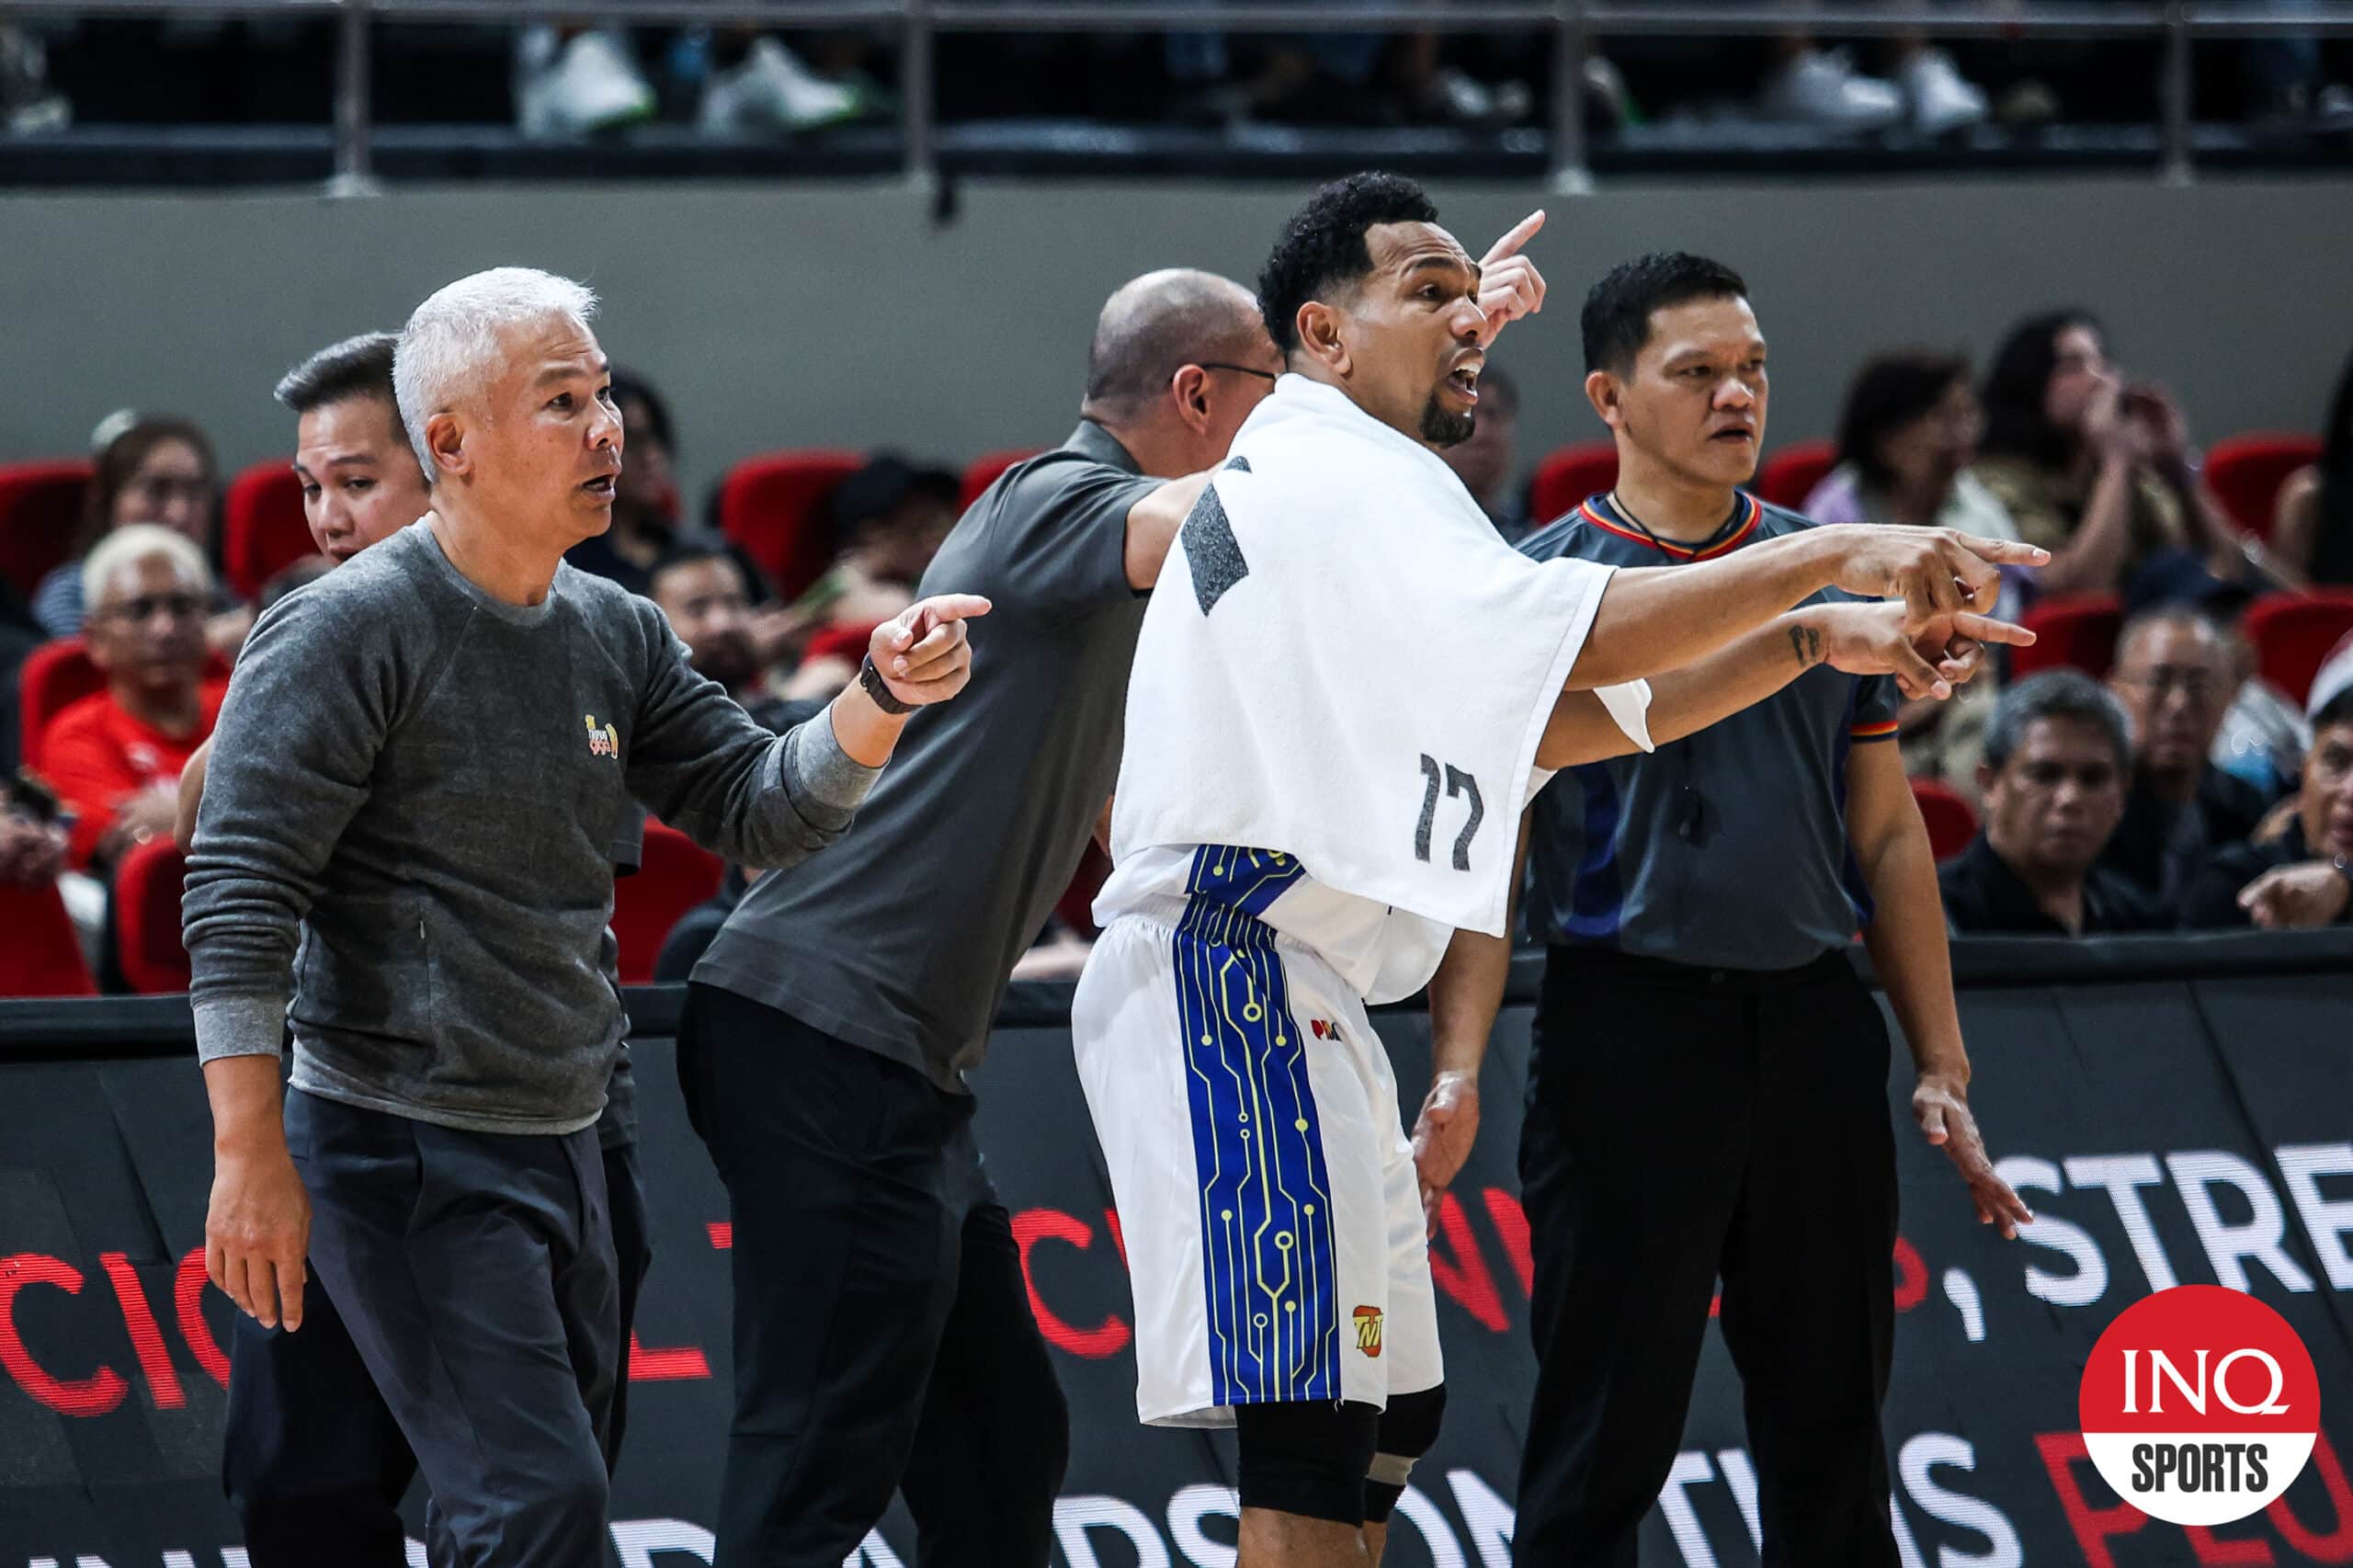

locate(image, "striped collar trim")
(1576, 493), (1763, 560)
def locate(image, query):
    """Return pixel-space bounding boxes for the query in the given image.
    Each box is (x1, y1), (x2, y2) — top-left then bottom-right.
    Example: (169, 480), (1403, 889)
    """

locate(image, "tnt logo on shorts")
(1354, 1305), (1383, 1358)
(585, 714), (620, 760)
(2079, 1284), (2320, 1526)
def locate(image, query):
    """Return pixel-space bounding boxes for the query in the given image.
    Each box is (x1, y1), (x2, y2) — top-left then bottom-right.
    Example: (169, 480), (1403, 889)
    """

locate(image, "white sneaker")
(1901, 47), (1988, 135)
(1757, 48), (1904, 131)
(517, 28), (654, 139)
(698, 37), (861, 134)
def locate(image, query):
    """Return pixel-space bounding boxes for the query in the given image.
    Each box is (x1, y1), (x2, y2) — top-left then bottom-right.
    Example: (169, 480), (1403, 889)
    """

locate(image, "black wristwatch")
(858, 655), (916, 716)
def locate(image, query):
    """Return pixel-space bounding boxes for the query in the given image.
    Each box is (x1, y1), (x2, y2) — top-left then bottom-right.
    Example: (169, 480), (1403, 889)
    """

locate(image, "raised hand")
(1475, 210), (1547, 347)
(870, 593), (992, 708)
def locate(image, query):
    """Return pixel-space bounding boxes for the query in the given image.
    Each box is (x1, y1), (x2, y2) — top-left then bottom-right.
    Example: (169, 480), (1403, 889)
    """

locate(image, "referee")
(1425, 254), (2034, 1566)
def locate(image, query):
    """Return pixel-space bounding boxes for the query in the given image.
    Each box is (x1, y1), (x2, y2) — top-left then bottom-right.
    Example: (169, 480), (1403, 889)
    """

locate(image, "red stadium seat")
(1756, 439), (1838, 512)
(0, 460), (92, 603)
(18, 638), (230, 774)
(611, 822), (724, 984)
(2241, 590), (2353, 705)
(1908, 777), (1978, 864)
(2011, 595), (2124, 680)
(718, 449), (866, 601)
(17, 637), (102, 773)
(960, 449), (1044, 513)
(1528, 443), (1619, 528)
(0, 882), (97, 998)
(2203, 433), (2321, 541)
(113, 837), (192, 994)
(222, 460), (320, 601)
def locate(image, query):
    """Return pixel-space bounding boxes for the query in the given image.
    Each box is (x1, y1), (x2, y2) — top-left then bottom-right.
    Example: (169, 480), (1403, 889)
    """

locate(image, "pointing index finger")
(1482, 210), (1545, 265)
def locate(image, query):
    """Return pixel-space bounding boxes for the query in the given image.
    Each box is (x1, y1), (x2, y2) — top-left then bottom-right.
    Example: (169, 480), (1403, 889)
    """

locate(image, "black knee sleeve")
(1233, 1400), (1381, 1526)
(1364, 1383), (1448, 1523)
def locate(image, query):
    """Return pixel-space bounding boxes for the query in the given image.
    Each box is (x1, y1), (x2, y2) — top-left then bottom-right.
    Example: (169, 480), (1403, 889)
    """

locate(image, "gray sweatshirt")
(183, 522), (878, 1135)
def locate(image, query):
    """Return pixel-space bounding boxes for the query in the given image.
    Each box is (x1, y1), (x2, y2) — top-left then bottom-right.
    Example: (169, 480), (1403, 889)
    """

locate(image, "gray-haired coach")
(184, 267), (986, 1568)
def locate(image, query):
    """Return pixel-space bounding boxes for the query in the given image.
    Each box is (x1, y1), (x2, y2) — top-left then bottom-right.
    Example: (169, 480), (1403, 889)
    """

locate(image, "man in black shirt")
(1942, 669), (2174, 935)
(2186, 685), (2353, 928)
(2102, 607), (2271, 905)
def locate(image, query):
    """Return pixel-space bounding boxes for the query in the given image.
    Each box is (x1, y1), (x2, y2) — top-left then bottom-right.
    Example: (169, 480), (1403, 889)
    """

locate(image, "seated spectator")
(1974, 312), (2263, 602)
(811, 453), (958, 617)
(1806, 347), (2019, 795)
(767, 454), (959, 700)
(39, 525), (226, 872)
(647, 545), (796, 727)
(2271, 346), (2353, 585)
(2211, 610), (2311, 800)
(1942, 670), (2172, 936)
(563, 370), (708, 597)
(2186, 685), (2353, 929)
(1441, 364), (1527, 541)
(32, 415), (222, 640)
(2102, 607), (2274, 905)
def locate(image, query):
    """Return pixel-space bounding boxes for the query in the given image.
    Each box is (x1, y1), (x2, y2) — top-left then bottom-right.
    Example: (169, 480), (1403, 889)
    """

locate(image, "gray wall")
(2, 175), (2348, 506)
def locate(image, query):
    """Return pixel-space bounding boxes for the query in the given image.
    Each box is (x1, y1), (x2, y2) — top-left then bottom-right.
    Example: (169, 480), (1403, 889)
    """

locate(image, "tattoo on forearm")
(1788, 624), (1823, 666)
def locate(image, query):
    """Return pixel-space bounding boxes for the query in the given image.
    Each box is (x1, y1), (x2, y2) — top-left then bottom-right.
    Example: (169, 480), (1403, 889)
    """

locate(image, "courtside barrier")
(1, 931), (2347, 1565)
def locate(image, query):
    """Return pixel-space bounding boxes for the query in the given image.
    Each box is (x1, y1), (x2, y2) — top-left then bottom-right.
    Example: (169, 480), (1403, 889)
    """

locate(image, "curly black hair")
(1579, 252), (1748, 376)
(1256, 172), (1440, 358)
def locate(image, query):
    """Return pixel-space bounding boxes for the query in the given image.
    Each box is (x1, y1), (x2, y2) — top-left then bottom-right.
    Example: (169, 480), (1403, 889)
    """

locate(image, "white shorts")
(1071, 896), (1442, 1427)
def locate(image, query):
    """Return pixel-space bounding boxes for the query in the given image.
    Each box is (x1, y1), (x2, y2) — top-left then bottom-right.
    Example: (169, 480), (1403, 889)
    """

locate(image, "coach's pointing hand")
(872, 593), (992, 706)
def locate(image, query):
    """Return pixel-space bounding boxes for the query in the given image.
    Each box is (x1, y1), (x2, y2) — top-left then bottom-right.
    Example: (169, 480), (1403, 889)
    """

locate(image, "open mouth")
(1711, 426), (1756, 445)
(1445, 362), (1482, 403)
(581, 473), (618, 499)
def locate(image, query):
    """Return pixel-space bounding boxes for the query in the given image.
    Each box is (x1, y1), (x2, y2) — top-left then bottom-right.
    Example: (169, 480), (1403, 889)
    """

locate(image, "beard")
(1420, 395), (1475, 449)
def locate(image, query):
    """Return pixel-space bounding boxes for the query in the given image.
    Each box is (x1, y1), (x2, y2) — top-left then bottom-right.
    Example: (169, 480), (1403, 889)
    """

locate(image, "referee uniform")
(1513, 492), (1904, 1567)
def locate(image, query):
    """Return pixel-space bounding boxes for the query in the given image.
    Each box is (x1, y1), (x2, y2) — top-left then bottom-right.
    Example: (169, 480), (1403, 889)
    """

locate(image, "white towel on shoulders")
(1110, 374), (1652, 939)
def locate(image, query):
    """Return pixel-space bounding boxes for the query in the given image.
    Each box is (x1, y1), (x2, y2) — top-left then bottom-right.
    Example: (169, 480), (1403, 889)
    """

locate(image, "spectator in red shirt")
(40, 523), (224, 870)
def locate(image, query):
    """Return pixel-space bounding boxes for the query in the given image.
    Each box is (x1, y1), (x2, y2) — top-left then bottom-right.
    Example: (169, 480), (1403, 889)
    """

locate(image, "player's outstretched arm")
(1566, 526), (2048, 691)
(1539, 600), (2033, 769)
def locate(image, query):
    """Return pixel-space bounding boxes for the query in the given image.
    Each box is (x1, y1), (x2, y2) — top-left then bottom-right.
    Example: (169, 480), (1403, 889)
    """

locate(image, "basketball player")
(1071, 173), (2041, 1567)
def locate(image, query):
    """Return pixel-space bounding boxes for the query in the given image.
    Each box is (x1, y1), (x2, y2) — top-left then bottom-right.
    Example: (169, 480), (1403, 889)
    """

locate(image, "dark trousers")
(283, 1089), (623, 1568)
(1513, 948), (1900, 1568)
(676, 982), (1069, 1568)
(222, 1139), (654, 1567)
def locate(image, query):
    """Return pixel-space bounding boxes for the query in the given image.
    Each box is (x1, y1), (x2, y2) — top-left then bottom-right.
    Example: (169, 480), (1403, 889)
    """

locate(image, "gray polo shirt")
(694, 421), (1161, 1091)
(1519, 493), (1900, 972)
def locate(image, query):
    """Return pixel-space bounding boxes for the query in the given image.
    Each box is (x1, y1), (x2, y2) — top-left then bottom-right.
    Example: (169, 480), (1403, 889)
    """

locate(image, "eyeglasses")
(97, 591), (207, 625)
(2113, 667), (2224, 703)
(1198, 362), (1279, 383)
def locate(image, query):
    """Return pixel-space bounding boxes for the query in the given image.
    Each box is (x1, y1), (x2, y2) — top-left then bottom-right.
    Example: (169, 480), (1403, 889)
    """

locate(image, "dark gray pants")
(286, 1089), (620, 1568)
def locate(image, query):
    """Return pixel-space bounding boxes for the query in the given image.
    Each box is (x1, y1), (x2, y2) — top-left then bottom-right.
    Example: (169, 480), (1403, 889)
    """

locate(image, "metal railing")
(7, 0), (2353, 191)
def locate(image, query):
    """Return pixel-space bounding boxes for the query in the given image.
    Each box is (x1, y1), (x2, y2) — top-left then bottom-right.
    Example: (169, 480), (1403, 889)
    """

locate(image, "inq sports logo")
(2078, 1284), (2321, 1527)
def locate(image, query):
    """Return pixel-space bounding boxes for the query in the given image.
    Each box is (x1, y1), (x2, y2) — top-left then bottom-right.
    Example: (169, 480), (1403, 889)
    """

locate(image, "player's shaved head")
(1083, 268), (1269, 420)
